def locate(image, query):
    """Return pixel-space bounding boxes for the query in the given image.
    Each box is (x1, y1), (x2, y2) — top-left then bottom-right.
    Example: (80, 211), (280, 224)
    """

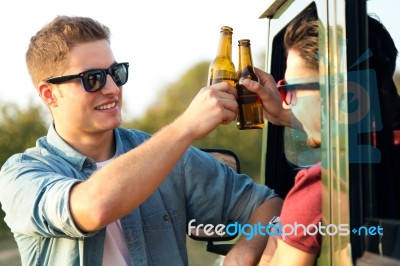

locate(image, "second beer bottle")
(207, 26), (236, 86)
(236, 39), (264, 130)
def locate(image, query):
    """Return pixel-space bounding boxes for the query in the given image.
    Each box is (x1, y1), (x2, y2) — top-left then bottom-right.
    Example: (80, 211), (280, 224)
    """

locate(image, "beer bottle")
(207, 26), (236, 86)
(236, 39), (264, 130)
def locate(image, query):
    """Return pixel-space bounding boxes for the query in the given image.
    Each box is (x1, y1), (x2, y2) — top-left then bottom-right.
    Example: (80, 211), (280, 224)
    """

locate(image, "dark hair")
(283, 4), (319, 71)
(367, 15), (400, 129)
(284, 7), (400, 128)
(367, 16), (398, 79)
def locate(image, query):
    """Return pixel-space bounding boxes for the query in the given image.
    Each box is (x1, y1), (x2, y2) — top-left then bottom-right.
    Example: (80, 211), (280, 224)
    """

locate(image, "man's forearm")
(224, 197), (283, 266)
(70, 119), (195, 232)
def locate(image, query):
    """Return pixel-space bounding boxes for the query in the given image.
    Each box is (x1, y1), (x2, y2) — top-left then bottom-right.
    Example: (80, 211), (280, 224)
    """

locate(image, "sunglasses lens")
(111, 63), (128, 86)
(83, 71), (106, 92)
(80, 63), (128, 92)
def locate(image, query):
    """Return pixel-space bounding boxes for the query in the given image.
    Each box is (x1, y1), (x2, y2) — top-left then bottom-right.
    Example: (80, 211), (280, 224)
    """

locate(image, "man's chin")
(307, 137), (321, 148)
(98, 119), (122, 132)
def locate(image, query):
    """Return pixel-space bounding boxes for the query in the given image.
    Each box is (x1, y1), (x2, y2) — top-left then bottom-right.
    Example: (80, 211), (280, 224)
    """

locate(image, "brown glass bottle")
(236, 39), (264, 130)
(207, 26), (236, 86)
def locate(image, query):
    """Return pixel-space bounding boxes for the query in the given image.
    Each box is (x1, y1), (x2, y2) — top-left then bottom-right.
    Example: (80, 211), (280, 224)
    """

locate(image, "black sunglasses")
(277, 79), (319, 105)
(46, 62), (129, 92)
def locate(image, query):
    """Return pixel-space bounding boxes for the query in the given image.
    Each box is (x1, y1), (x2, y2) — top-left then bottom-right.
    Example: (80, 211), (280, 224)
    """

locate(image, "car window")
(284, 128), (321, 166)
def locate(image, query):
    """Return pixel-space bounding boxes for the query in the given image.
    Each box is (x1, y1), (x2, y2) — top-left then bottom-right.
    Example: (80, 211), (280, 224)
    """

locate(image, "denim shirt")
(0, 125), (277, 266)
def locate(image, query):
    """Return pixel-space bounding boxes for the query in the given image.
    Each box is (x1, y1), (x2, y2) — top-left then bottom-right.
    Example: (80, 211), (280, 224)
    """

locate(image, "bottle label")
(209, 70), (237, 86)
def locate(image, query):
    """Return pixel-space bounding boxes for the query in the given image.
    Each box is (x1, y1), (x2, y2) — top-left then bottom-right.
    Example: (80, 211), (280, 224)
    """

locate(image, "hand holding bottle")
(236, 39), (264, 130)
(243, 68), (303, 131)
(175, 81), (238, 141)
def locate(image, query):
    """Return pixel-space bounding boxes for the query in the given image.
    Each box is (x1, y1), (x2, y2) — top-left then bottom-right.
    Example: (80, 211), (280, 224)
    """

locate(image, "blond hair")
(26, 16), (111, 88)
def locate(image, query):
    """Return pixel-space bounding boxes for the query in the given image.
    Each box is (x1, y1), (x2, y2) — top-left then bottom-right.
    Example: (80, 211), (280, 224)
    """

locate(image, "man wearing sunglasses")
(244, 5), (323, 266)
(0, 16), (282, 265)
(268, 7), (322, 266)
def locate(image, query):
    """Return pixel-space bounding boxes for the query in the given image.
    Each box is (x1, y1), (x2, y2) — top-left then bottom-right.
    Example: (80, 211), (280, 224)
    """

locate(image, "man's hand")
(243, 68), (303, 131)
(175, 81), (238, 141)
(260, 239), (317, 266)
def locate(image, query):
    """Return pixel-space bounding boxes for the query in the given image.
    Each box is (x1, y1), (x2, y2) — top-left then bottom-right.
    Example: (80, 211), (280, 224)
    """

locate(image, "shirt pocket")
(142, 209), (179, 232)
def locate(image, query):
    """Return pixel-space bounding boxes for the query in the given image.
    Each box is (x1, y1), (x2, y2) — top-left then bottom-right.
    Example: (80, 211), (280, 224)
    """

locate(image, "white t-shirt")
(96, 158), (131, 266)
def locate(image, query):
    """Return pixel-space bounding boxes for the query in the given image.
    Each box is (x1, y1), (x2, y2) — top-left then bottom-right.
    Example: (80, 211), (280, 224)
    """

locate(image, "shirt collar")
(43, 123), (123, 171)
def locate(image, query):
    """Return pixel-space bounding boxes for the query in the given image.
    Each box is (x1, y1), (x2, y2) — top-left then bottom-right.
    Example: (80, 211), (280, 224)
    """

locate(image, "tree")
(0, 101), (49, 238)
(0, 102), (49, 166)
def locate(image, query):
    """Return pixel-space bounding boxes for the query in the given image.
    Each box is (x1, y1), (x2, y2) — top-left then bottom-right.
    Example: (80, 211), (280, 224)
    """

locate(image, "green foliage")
(0, 102), (49, 166)
(123, 61), (263, 181)
(0, 101), (48, 238)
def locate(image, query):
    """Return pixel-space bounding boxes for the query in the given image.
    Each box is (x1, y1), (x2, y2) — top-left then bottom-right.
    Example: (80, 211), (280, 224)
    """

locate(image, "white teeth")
(96, 102), (116, 110)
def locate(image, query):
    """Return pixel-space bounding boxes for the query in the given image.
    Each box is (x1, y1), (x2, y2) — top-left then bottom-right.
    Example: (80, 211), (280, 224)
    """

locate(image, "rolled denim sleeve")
(182, 147), (277, 225)
(0, 153), (95, 239)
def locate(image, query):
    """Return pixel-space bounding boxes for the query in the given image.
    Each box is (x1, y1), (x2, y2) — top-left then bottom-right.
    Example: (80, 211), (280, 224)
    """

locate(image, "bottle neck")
(238, 44), (253, 68)
(237, 41), (258, 83)
(216, 31), (232, 59)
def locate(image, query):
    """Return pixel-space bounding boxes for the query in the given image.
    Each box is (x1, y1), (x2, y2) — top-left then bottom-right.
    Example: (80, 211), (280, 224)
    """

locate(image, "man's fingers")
(255, 68), (277, 88)
(210, 81), (238, 98)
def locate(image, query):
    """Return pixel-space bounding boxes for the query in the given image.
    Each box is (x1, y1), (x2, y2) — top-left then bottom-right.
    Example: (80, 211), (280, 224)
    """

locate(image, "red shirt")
(278, 164), (322, 254)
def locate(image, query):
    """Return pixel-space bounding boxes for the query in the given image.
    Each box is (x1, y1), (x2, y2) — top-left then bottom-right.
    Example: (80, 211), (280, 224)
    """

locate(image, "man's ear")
(282, 91), (296, 110)
(38, 81), (58, 107)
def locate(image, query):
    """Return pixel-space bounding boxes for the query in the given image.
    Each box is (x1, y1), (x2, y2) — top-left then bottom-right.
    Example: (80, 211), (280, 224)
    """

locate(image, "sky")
(0, 0), (268, 119)
(1, 0), (398, 120)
